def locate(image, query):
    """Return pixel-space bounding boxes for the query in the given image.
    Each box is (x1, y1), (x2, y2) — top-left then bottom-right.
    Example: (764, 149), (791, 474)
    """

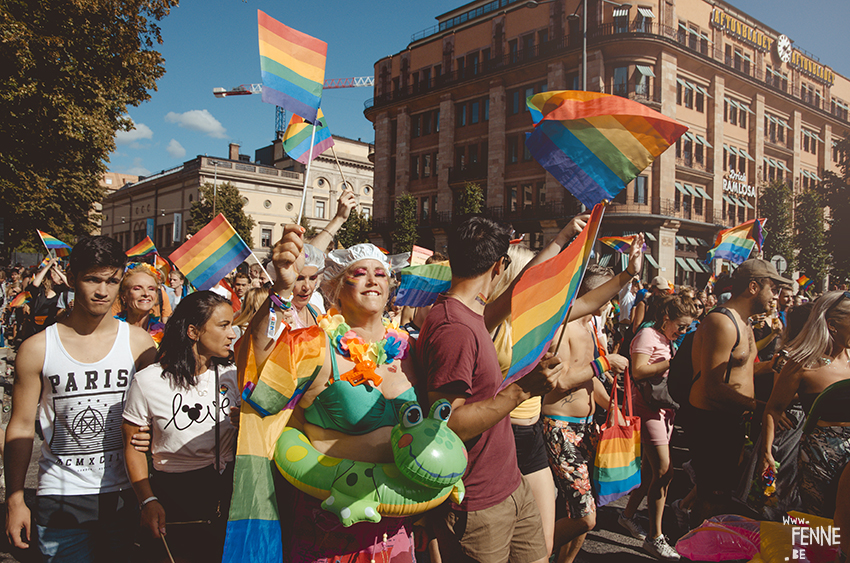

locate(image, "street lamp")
(527, 0), (631, 91)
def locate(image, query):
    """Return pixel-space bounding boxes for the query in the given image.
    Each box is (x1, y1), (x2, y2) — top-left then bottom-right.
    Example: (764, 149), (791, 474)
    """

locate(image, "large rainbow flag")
(37, 230), (72, 258)
(394, 261), (452, 307)
(282, 108), (334, 164)
(502, 203), (605, 390)
(169, 214), (252, 291)
(258, 10), (327, 123)
(703, 218), (765, 265)
(125, 236), (157, 258)
(9, 291), (30, 308)
(223, 326), (326, 563)
(599, 235), (646, 254)
(797, 275), (813, 292)
(524, 91), (688, 208)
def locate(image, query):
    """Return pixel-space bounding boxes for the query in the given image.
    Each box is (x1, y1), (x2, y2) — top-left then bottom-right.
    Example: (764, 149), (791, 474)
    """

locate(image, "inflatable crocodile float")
(273, 399), (467, 527)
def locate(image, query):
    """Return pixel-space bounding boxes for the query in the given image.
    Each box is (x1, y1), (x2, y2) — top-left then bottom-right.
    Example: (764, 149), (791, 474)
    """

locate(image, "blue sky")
(109, 0), (850, 177)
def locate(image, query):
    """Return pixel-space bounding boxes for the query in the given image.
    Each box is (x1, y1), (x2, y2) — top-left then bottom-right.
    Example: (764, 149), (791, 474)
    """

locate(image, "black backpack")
(668, 307), (740, 408)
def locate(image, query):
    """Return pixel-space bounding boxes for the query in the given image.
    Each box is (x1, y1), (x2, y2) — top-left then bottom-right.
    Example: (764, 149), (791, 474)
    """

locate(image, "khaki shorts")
(432, 476), (548, 563)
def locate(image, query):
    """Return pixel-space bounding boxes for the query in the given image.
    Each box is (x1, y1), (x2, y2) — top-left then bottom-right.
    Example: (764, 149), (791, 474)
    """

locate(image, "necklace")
(318, 308), (410, 387)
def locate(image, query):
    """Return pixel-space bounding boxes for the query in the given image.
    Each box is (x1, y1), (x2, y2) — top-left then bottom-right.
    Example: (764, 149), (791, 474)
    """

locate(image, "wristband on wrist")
(269, 289), (292, 311)
(590, 356), (611, 378)
(140, 496), (159, 510)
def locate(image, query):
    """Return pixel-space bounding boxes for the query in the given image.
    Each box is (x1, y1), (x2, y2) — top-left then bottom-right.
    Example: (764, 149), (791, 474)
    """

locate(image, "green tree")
(0, 0), (178, 256)
(299, 216), (319, 239)
(820, 135), (850, 284)
(457, 182), (484, 215)
(336, 208), (373, 248)
(794, 189), (829, 288)
(392, 194), (418, 254)
(190, 182), (256, 247)
(759, 180), (795, 272)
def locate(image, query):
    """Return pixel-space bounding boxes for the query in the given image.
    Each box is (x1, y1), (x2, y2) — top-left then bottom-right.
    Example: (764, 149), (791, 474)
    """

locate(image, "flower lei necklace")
(318, 308), (410, 387)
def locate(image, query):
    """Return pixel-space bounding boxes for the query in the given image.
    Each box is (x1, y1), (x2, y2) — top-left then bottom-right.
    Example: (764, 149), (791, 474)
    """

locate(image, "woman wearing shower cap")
(226, 228), (419, 563)
(286, 242), (326, 329)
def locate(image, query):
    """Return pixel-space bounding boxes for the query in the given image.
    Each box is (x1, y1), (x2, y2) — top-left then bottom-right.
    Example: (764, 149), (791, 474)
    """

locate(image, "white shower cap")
(302, 243), (326, 272)
(324, 243), (410, 280)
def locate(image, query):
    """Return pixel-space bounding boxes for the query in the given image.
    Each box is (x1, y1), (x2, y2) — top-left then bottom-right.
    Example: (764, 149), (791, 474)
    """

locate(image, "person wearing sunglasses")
(761, 290), (850, 518)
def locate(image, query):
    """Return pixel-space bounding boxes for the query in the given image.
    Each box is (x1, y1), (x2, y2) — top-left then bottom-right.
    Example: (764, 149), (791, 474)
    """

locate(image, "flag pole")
(330, 144), (356, 206)
(296, 122), (318, 226)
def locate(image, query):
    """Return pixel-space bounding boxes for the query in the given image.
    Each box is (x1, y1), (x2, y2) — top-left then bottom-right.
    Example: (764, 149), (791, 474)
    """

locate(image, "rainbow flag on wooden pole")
(394, 262), (452, 307)
(125, 236), (157, 258)
(36, 230), (72, 258)
(703, 218), (765, 265)
(169, 214), (252, 291)
(599, 235), (646, 254)
(501, 202), (605, 391)
(283, 108), (334, 164)
(524, 91), (688, 208)
(797, 275), (814, 292)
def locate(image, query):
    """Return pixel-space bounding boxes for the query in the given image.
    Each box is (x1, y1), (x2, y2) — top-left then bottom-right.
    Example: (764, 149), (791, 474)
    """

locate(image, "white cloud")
(115, 121), (153, 145)
(166, 139), (186, 159)
(126, 158), (150, 176)
(164, 109), (227, 139)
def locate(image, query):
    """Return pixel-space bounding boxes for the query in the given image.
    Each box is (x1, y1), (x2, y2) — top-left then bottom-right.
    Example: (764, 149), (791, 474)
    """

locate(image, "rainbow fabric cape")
(37, 230), (72, 258)
(282, 108), (334, 164)
(797, 275), (814, 292)
(169, 214), (252, 291)
(222, 326), (326, 563)
(599, 235), (646, 254)
(703, 218), (765, 265)
(502, 203), (605, 391)
(9, 291), (30, 308)
(258, 10), (327, 123)
(524, 91), (688, 208)
(125, 236), (157, 258)
(394, 261), (452, 307)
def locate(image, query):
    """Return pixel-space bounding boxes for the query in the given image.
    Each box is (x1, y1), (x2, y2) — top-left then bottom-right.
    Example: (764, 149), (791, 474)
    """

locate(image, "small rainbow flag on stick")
(126, 236), (157, 258)
(502, 203), (605, 391)
(524, 91), (688, 208)
(258, 10), (327, 123)
(169, 214), (252, 291)
(797, 275), (814, 292)
(703, 218), (765, 265)
(9, 291), (30, 308)
(154, 254), (172, 278)
(599, 236), (646, 254)
(394, 262), (452, 308)
(283, 109), (334, 164)
(37, 231), (72, 258)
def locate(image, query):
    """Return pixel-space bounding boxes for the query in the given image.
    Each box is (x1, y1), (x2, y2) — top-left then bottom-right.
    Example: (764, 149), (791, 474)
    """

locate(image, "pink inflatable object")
(675, 515), (761, 561)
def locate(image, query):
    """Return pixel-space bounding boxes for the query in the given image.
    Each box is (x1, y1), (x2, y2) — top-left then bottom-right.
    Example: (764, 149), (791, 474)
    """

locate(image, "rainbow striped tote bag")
(593, 367), (642, 506)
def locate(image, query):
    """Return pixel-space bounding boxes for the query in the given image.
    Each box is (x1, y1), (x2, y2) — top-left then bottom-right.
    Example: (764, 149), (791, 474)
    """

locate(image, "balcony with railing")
(676, 155), (711, 175)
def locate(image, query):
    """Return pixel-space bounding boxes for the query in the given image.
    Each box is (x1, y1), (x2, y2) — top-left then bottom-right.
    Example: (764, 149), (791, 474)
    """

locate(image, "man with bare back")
(5, 236), (157, 562)
(687, 259), (792, 522)
(542, 236), (643, 563)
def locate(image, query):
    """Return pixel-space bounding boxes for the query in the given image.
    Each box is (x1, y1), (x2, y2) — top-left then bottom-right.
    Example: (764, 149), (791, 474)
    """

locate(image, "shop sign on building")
(711, 9), (773, 52)
(723, 170), (756, 197)
(789, 50), (834, 86)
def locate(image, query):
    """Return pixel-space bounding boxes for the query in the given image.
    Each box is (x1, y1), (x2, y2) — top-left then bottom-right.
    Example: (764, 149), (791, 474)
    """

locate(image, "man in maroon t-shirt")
(417, 216), (562, 563)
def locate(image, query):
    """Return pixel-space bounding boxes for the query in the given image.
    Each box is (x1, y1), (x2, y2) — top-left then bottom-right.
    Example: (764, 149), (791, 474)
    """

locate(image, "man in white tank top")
(5, 236), (157, 562)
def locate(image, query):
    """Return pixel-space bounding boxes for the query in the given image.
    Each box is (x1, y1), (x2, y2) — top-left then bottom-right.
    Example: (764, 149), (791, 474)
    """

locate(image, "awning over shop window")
(676, 235), (688, 245)
(636, 65), (656, 77)
(684, 184), (700, 197)
(687, 258), (707, 272)
(687, 237), (700, 246)
(739, 148), (755, 161)
(696, 134), (712, 148)
(638, 6), (656, 18)
(645, 254), (659, 268)
(696, 85), (712, 98)
(613, 7), (630, 17)
(695, 186), (712, 200)
(676, 257), (693, 272)
(675, 182), (688, 194)
(645, 232), (657, 242)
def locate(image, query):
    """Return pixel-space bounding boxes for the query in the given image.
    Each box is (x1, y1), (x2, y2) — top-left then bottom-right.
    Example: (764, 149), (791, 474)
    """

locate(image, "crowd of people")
(0, 193), (848, 563)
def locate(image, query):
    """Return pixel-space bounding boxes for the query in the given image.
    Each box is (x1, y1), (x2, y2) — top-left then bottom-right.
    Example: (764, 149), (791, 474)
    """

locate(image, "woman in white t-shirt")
(122, 290), (238, 562)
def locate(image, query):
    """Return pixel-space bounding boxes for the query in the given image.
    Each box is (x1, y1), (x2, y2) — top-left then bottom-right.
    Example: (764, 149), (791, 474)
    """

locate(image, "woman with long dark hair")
(122, 291), (238, 562)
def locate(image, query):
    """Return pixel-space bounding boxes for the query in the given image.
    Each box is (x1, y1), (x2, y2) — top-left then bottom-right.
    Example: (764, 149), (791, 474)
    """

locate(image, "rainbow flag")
(223, 326), (326, 563)
(703, 218), (765, 265)
(37, 230), (72, 258)
(394, 262), (452, 307)
(169, 214), (252, 291)
(797, 275), (813, 292)
(282, 108), (334, 164)
(599, 236), (646, 254)
(503, 203), (605, 390)
(258, 10), (327, 124)
(154, 254), (171, 278)
(9, 291), (30, 308)
(126, 236), (157, 258)
(524, 91), (687, 208)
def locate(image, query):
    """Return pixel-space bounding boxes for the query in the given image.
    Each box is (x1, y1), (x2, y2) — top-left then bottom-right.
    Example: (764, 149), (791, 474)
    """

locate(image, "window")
(508, 136), (519, 164)
(455, 147), (465, 169)
(421, 197), (430, 221)
(471, 101), (480, 124)
(634, 176), (647, 204)
(261, 228), (272, 248)
(524, 87), (534, 111)
(411, 155), (419, 179)
(423, 111), (432, 135)
(435, 110), (440, 132)
(522, 135), (532, 161)
(734, 49), (742, 71)
(509, 39), (518, 63)
(523, 184), (534, 208)
(512, 90), (521, 114)
(509, 186), (518, 211)
(613, 66), (628, 97)
(422, 68), (431, 89)
(412, 114), (421, 138)
(423, 154), (431, 177)
(684, 83), (693, 109)
(677, 81), (683, 105)
(523, 34), (535, 59)
(315, 200), (325, 219)
(484, 98), (489, 121)
(695, 89), (704, 112)
(457, 103), (467, 127)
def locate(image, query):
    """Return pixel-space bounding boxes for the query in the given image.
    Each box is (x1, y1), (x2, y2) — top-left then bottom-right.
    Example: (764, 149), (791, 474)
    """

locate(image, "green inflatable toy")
(273, 399), (468, 527)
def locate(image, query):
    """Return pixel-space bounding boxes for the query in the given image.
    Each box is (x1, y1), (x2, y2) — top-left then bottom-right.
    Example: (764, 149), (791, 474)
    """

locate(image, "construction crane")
(213, 77), (374, 139)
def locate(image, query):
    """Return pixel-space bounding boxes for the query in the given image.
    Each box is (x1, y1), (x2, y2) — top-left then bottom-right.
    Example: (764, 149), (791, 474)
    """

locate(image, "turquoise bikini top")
(303, 345), (418, 435)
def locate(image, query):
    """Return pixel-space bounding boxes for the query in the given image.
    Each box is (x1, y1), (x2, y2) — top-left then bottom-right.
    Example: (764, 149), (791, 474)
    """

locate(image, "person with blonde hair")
(231, 287), (268, 343)
(761, 290), (850, 517)
(116, 262), (166, 346)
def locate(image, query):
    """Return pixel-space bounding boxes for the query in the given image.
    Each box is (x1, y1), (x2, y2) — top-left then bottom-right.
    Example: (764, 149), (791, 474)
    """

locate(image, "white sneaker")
(671, 499), (691, 532)
(618, 512), (647, 540)
(642, 535), (681, 561)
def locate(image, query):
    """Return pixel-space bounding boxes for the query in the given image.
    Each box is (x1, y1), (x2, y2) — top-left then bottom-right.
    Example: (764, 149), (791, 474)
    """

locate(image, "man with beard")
(686, 259), (792, 522)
